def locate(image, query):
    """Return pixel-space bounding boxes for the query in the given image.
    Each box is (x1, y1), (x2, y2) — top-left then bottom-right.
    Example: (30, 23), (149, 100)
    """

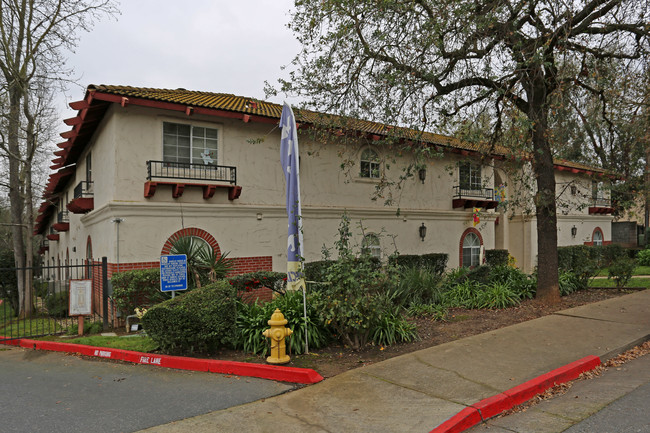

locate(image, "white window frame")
(593, 229), (603, 246)
(362, 233), (381, 259)
(462, 232), (481, 267)
(162, 121), (219, 165)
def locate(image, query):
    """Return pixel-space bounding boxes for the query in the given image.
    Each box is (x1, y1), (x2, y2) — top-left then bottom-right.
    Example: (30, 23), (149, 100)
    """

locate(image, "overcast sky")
(58, 0), (300, 133)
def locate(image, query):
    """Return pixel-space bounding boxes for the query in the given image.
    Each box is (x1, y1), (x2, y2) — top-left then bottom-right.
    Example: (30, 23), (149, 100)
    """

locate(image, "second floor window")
(163, 122), (218, 165)
(86, 153), (92, 182)
(360, 148), (380, 178)
(459, 162), (481, 190)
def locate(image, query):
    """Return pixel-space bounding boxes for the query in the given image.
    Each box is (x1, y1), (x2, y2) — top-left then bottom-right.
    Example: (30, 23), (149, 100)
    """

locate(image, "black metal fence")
(453, 185), (495, 200)
(147, 160), (237, 184)
(0, 258), (108, 341)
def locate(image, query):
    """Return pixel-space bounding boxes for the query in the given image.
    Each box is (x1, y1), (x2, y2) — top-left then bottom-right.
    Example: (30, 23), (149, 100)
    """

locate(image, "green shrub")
(0, 250), (18, 314)
(485, 249), (509, 267)
(235, 290), (329, 356)
(391, 266), (444, 307)
(389, 253), (448, 275)
(557, 246), (600, 289)
(637, 249), (650, 266)
(228, 271), (287, 295)
(441, 279), (484, 308)
(303, 260), (335, 282)
(601, 244), (625, 267)
(34, 280), (49, 298)
(465, 265), (492, 283)
(310, 255), (397, 349)
(477, 281), (521, 309)
(111, 268), (169, 315)
(407, 303), (447, 320)
(67, 319), (103, 335)
(371, 306), (418, 346)
(142, 281), (238, 354)
(45, 291), (68, 318)
(608, 257), (636, 289)
(488, 265), (536, 299)
(421, 253), (449, 275)
(558, 270), (580, 296)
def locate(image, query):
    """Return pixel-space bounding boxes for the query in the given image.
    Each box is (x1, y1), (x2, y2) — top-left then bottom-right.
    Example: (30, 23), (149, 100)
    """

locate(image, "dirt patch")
(211, 288), (635, 378)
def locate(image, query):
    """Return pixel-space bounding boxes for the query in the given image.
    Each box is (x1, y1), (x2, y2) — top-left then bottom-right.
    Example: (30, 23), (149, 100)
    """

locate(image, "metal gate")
(0, 257), (108, 341)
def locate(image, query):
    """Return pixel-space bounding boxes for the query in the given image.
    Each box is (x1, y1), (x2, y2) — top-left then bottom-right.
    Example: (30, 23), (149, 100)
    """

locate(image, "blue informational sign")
(160, 254), (188, 292)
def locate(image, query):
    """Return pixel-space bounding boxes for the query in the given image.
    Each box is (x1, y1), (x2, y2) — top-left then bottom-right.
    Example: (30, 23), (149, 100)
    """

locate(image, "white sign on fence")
(69, 279), (92, 316)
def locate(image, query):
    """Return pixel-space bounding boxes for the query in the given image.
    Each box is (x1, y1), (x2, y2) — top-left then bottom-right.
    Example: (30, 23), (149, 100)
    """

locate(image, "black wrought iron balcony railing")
(453, 185), (495, 200)
(146, 160), (237, 184)
(592, 197), (611, 207)
(57, 210), (69, 223)
(74, 181), (94, 199)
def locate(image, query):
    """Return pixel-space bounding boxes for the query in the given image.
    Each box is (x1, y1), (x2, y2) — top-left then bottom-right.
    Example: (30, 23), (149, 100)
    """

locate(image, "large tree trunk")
(528, 83), (561, 304)
(7, 85), (31, 317)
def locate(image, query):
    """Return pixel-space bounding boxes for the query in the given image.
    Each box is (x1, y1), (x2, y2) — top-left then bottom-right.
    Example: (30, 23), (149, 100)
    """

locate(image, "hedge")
(142, 281), (238, 354)
(389, 253), (448, 275)
(227, 271), (287, 295)
(485, 249), (509, 267)
(111, 268), (169, 314)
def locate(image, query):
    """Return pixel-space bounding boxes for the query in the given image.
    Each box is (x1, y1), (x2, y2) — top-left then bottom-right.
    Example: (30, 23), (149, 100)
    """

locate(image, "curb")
(0, 338), (323, 385)
(430, 355), (601, 433)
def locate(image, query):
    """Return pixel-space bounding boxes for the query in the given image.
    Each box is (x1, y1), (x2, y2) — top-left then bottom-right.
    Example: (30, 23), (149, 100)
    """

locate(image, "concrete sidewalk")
(138, 290), (650, 433)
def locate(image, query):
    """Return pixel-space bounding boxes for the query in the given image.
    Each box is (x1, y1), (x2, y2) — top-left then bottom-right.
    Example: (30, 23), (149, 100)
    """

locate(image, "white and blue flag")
(280, 103), (305, 291)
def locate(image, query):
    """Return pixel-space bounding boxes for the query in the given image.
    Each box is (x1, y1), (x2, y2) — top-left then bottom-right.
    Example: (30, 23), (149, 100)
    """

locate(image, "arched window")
(592, 227), (603, 246)
(461, 231), (481, 267)
(361, 233), (381, 259)
(360, 148), (380, 178)
(170, 235), (213, 257)
(86, 236), (93, 279)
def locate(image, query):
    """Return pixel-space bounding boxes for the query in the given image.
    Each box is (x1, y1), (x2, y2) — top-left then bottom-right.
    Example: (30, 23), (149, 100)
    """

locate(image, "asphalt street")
(0, 346), (295, 433)
(563, 380), (650, 433)
(468, 351), (650, 433)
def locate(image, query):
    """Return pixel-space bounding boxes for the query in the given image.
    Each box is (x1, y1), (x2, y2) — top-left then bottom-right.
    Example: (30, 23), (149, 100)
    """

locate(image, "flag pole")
(280, 102), (309, 354)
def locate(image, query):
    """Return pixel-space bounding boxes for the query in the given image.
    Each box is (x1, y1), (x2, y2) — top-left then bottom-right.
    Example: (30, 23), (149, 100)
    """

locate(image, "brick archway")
(161, 227), (221, 257)
(459, 227), (483, 267)
(591, 226), (604, 246)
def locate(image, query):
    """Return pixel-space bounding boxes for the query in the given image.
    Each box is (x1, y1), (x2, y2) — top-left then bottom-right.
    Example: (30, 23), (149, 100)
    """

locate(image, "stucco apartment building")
(34, 85), (615, 283)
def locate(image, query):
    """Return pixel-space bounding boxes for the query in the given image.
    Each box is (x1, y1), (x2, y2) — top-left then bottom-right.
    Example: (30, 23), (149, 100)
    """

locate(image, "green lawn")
(589, 277), (650, 289)
(38, 334), (159, 353)
(596, 265), (650, 277)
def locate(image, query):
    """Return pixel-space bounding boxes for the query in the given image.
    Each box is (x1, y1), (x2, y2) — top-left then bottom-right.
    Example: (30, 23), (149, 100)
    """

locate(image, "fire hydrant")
(262, 308), (293, 364)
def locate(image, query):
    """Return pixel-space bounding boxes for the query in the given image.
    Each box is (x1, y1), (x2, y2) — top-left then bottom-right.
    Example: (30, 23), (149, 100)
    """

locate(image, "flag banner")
(280, 103), (306, 291)
(473, 207), (481, 227)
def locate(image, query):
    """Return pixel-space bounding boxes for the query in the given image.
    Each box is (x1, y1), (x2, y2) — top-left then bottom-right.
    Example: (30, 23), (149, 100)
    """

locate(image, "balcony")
(52, 210), (70, 232)
(46, 227), (59, 242)
(452, 186), (498, 209)
(144, 160), (241, 200)
(38, 239), (49, 255)
(588, 197), (614, 214)
(67, 181), (94, 214)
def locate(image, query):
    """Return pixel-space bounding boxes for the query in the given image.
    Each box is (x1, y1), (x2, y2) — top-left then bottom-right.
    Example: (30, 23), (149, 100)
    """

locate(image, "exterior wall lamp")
(419, 223), (427, 241)
(418, 167), (426, 184)
(571, 225), (577, 238)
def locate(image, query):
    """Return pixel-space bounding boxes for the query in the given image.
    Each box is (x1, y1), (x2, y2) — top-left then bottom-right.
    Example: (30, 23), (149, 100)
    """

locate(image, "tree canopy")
(278, 0), (650, 303)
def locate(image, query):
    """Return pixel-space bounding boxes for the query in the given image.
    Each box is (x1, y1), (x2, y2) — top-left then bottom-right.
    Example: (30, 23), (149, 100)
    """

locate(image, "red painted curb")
(430, 407), (482, 433)
(430, 355), (601, 433)
(0, 338), (323, 384)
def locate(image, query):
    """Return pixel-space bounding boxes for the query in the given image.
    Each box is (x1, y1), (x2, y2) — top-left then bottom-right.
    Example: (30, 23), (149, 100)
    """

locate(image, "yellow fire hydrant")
(262, 308), (293, 364)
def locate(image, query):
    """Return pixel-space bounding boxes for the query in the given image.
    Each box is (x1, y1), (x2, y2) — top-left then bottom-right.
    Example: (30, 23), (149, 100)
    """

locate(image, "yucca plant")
(170, 235), (233, 288)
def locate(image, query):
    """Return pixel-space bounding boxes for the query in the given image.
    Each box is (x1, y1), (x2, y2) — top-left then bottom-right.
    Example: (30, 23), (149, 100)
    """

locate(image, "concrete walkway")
(138, 290), (650, 433)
